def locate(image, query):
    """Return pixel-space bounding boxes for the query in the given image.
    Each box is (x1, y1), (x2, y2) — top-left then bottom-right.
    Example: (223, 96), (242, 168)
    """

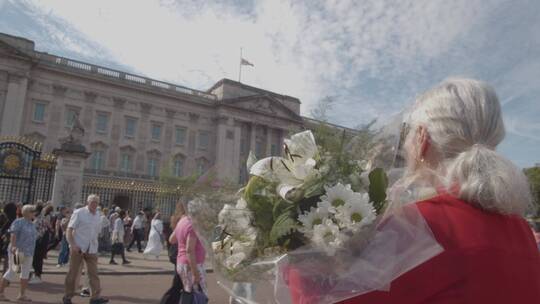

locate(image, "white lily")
(249, 130), (319, 200)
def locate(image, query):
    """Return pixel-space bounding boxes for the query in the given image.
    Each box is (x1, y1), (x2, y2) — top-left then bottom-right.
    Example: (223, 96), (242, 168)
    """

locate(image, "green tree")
(524, 166), (540, 217)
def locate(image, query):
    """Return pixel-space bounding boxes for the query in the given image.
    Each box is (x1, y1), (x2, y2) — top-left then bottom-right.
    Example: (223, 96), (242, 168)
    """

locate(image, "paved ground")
(0, 273), (232, 304)
(43, 250), (178, 275)
(0, 250), (274, 303)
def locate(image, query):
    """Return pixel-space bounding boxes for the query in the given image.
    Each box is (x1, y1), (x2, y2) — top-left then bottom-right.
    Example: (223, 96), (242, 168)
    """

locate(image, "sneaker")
(56, 264), (63, 268)
(80, 288), (91, 297)
(109, 260), (117, 265)
(122, 260), (131, 265)
(89, 297), (109, 304)
(16, 295), (32, 302)
(29, 276), (42, 284)
(62, 297), (73, 304)
(126, 248), (132, 252)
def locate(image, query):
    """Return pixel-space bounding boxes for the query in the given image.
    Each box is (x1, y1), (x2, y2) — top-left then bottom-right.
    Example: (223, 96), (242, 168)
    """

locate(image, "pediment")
(90, 141), (109, 150)
(146, 149), (162, 157)
(224, 95), (301, 120)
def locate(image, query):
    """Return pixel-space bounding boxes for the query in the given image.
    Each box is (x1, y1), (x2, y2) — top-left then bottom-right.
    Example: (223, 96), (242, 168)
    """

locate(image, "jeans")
(58, 236), (70, 265)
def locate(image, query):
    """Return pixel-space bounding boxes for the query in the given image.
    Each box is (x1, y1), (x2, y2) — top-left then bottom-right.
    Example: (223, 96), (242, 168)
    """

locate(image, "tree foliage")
(524, 166), (540, 216)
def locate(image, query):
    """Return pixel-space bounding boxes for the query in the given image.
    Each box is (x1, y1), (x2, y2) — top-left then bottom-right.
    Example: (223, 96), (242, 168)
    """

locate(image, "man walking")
(62, 195), (108, 304)
(127, 211), (144, 253)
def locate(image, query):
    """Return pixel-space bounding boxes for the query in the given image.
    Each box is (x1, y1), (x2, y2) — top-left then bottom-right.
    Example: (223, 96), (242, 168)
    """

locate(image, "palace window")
(175, 127), (186, 145)
(240, 138), (248, 155)
(148, 158), (159, 177)
(96, 112), (109, 134)
(255, 140), (264, 158)
(239, 166), (248, 184)
(65, 108), (79, 128)
(120, 153), (133, 173)
(33, 103), (46, 122)
(271, 143), (279, 156)
(173, 157), (184, 177)
(91, 150), (105, 170)
(198, 131), (210, 150)
(151, 123), (162, 141)
(196, 158), (207, 176)
(125, 117), (137, 138)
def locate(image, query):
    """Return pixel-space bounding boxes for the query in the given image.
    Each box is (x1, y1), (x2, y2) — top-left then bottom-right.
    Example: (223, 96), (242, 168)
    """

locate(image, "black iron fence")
(0, 138), (56, 204)
(81, 175), (181, 218)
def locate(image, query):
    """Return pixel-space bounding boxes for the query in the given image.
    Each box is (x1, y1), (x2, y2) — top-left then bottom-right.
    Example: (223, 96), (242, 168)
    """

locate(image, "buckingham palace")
(0, 32), (345, 214)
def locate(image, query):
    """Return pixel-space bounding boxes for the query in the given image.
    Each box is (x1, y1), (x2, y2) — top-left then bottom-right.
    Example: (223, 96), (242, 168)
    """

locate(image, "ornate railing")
(37, 52), (217, 101)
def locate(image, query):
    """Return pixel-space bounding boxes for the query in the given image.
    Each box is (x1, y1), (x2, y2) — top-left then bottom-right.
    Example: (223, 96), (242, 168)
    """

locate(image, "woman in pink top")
(168, 201), (207, 294)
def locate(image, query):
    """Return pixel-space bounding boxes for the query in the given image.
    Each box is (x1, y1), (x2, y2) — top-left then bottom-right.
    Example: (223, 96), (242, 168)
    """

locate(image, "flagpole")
(238, 47), (243, 82)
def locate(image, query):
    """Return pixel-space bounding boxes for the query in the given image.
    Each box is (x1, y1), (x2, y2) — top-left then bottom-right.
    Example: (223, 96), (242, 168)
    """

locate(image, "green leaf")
(368, 168), (388, 213)
(269, 211), (297, 244)
(244, 176), (275, 233)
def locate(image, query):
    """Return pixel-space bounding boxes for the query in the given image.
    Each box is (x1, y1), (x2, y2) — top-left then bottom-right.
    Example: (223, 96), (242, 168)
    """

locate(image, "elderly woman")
(169, 201), (207, 296)
(0, 205), (38, 302)
(341, 78), (540, 303)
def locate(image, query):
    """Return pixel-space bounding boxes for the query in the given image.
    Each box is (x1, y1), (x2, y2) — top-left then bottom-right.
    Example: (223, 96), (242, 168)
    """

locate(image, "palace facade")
(0, 32), (344, 213)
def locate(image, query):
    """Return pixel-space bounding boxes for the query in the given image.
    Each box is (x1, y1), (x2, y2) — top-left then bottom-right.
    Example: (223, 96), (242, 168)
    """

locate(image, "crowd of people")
(0, 196), (172, 303)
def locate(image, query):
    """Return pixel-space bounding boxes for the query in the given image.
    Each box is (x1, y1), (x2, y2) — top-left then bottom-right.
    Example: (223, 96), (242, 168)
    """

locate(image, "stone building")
(0, 32), (343, 213)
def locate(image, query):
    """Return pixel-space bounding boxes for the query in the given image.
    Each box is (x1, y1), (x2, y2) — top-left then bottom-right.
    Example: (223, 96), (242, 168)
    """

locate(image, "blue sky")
(1, 0), (539, 167)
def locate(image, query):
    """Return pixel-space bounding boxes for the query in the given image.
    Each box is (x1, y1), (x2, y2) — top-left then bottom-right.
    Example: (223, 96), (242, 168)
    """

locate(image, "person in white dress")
(143, 213), (163, 259)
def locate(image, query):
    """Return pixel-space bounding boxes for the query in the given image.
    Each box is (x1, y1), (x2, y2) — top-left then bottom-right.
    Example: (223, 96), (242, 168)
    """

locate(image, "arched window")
(119, 145), (136, 173)
(173, 155), (185, 177)
(148, 158), (158, 177)
(147, 149), (161, 177)
(91, 150), (105, 170)
(196, 158), (208, 176)
(90, 141), (108, 171)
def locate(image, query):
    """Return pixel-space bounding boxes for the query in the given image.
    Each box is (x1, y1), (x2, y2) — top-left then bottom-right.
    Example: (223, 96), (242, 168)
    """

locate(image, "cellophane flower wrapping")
(204, 130), (443, 304)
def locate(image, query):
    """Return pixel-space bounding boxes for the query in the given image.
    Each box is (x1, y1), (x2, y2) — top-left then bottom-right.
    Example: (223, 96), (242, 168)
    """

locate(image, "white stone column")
(0, 73), (28, 136)
(214, 115), (237, 182)
(51, 150), (90, 207)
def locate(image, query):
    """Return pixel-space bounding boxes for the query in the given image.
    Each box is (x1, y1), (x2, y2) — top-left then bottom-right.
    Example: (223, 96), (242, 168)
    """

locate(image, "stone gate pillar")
(51, 115), (90, 207)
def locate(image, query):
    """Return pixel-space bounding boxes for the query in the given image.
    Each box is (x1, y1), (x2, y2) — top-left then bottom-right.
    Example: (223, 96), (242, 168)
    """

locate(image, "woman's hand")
(71, 244), (81, 254)
(192, 270), (201, 285)
(10, 246), (16, 255)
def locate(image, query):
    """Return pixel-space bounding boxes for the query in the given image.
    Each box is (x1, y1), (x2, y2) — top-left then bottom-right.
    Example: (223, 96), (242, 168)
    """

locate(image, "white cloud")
(14, 0), (491, 112)
(4, 0), (540, 166)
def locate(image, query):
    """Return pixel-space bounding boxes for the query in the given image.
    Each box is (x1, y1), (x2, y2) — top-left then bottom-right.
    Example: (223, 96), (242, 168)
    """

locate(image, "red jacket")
(339, 194), (540, 304)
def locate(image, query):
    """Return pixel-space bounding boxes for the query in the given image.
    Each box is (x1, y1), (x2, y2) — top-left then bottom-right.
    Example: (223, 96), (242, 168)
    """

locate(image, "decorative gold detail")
(4, 154), (21, 171)
(83, 176), (182, 194)
(0, 136), (43, 152)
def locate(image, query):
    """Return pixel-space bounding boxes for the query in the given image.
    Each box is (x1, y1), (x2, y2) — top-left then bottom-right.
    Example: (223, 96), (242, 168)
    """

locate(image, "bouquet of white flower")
(210, 130), (443, 304)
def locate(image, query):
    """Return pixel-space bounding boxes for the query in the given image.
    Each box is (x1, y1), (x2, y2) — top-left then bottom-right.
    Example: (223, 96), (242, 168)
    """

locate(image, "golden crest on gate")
(0, 149), (24, 175)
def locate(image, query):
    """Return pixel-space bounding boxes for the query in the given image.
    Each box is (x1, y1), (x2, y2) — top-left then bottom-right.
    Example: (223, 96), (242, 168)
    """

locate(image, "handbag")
(13, 249), (25, 273)
(179, 284), (208, 304)
(111, 242), (124, 255)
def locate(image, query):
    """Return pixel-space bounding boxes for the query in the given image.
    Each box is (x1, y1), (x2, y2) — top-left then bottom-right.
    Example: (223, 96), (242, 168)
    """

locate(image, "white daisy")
(297, 205), (330, 236)
(311, 219), (346, 256)
(320, 183), (356, 209)
(335, 193), (376, 232)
